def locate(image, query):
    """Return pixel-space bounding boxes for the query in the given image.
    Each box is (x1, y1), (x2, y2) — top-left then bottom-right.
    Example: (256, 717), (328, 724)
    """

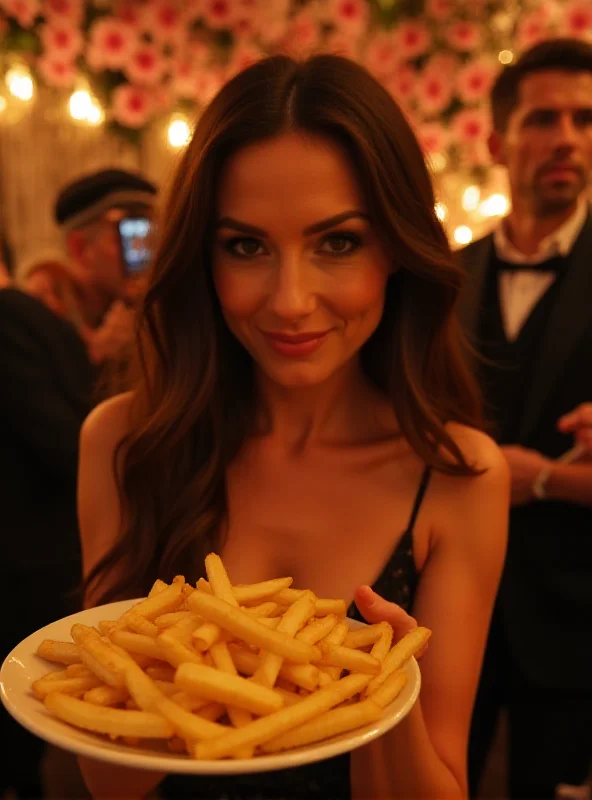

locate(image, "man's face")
(491, 70), (592, 215)
(72, 205), (153, 301)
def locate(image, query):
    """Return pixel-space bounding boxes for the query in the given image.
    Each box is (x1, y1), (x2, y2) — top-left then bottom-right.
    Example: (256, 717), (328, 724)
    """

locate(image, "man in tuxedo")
(463, 39), (592, 799)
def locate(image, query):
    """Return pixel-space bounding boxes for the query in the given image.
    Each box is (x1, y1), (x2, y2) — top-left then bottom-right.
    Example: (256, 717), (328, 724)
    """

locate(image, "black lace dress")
(160, 469), (431, 800)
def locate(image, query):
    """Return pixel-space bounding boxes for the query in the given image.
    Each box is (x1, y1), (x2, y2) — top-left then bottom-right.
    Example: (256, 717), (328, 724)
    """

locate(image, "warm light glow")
(454, 225), (473, 245)
(499, 49), (514, 65)
(69, 89), (92, 120)
(0, 97), (6, 113)
(168, 116), (191, 148)
(462, 185), (481, 212)
(429, 152), (447, 173)
(480, 193), (510, 217)
(87, 100), (104, 125)
(6, 66), (34, 101)
(435, 202), (447, 221)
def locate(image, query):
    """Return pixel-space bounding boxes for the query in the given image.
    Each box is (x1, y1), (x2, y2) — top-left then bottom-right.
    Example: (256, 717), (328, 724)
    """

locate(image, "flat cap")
(55, 168), (157, 231)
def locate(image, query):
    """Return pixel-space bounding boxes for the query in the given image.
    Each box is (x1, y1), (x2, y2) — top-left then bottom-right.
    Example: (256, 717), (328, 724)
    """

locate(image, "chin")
(262, 362), (338, 389)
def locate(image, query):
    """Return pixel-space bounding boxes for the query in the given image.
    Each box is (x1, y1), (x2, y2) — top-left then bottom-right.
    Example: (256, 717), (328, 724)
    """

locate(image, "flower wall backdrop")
(0, 0), (590, 245)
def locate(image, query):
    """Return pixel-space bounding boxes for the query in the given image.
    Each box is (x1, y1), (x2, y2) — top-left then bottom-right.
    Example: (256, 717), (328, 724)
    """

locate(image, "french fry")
(271, 589), (347, 618)
(209, 641), (254, 757)
(194, 673), (371, 761)
(344, 624), (386, 650)
(71, 625), (133, 689)
(262, 699), (383, 753)
(110, 630), (162, 660)
(157, 632), (203, 669)
(187, 592), (319, 665)
(145, 665), (176, 682)
(197, 702), (226, 723)
(205, 553), (238, 607)
(370, 623), (394, 663)
(154, 611), (193, 630)
(32, 675), (102, 699)
(45, 692), (175, 739)
(170, 691), (209, 713)
(368, 670), (407, 709)
(255, 617), (280, 630)
(126, 610), (159, 638)
(84, 686), (129, 707)
(366, 627), (431, 696)
(36, 640), (81, 665)
(241, 602), (278, 618)
(192, 622), (223, 652)
(175, 663), (285, 716)
(254, 593), (316, 688)
(114, 581), (185, 631)
(321, 619), (349, 680)
(296, 614), (338, 645)
(227, 644), (320, 692)
(198, 577), (294, 606)
(316, 642), (381, 676)
(148, 579), (169, 597)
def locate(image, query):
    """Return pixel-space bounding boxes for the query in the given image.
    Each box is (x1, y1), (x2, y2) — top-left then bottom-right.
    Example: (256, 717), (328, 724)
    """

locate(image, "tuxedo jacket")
(459, 217), (592, 690)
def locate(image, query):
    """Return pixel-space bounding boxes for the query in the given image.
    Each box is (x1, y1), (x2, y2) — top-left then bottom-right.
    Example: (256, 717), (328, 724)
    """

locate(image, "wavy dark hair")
(85, 54), (484, 605)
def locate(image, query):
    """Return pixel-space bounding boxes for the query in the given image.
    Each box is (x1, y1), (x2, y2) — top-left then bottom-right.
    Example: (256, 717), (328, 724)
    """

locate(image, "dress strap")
(405, 466), (432, 535)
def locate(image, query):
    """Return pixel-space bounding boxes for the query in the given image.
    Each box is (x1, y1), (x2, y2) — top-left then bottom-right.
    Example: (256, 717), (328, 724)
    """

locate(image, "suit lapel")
(458, 234), (494, 340)
(518, 215), (592, 442)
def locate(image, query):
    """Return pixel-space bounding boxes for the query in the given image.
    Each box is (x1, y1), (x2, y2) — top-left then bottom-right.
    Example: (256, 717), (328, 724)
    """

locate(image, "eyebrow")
(216, 211), (371, 237)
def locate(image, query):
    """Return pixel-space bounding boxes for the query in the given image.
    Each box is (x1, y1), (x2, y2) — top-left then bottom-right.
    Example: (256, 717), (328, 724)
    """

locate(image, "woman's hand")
(354, 585), (428, 658)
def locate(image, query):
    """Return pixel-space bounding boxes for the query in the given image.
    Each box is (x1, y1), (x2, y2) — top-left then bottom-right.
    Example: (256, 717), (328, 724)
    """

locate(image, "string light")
(462, 185), (481, 212)
(429, 152), (447, 174)
(69, 89), (104, 125)
(480, 193), (509, 217)
(454, 225), (473, 245)
(435, 202), (447, 221)
(168, 115), (191, 148)
(86, 99), (104, 125)
(6, 65), (34, 101)
(498, 50), (514, 64)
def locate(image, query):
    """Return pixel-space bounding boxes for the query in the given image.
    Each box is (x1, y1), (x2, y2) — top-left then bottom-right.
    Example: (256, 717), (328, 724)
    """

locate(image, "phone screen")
(118, 217), (153, 274)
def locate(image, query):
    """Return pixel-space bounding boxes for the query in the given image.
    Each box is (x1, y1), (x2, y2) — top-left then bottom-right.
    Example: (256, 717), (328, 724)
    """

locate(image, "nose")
(554, 112), (580, 151)
(267, 254), (316, 321)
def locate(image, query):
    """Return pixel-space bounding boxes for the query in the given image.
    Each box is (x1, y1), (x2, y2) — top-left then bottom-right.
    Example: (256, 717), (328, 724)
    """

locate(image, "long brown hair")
(86, 54), (483, 605)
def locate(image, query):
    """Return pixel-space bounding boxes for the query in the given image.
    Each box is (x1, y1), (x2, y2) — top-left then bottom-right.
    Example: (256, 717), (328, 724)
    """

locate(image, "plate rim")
(0, 598), (421, 775)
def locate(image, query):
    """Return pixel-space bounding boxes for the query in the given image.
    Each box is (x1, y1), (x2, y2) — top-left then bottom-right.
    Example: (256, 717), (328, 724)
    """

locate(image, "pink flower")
(36, 54), (77, 87)
(171, 57), (199, 99)
(425, 0), (453, 21)
(323, 31), (360, 60)
(364, 31), (399, 77)
(194, 67), (225, 106)
(39, 22), (84, 60)
(417, 121), (448, 155)
(384, 65), (417, 107)
(562, 0), (592, 38)
(114, 1), (144, 29)
(3, 0), (40, 28)
(88, 17), (137, 70)
(423, 52), (460, 79)
(282, 10), (321, 57)
(111, 84), (153, 128)
(451, 108), (490, 144)
(226, 43), (262, 79)
(44, 0), (83, 24)
(417, 70), (453, 115)
(456, 58), (498, 104)
(516, 13), (548, 49)
(125, 44), (167, 86)
(394, 20), (431, 60)
(446, 20), (482, 52)
(144, 0), (186, 44)
(329, 0), (369, 38)
(201, 0), (238, 30)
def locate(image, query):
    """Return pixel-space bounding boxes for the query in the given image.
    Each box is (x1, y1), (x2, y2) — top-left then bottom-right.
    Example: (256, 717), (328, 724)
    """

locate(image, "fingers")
(558, 403), (592, 434)
(353, 586), (416, 633)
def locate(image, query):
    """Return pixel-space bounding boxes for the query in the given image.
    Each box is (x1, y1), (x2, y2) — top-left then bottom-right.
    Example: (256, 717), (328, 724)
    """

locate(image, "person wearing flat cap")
(0, 168), (156, 798)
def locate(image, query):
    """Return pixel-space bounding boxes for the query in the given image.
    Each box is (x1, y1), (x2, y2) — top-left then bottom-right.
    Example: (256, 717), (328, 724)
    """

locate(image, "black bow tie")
(495, 253), (567, 275)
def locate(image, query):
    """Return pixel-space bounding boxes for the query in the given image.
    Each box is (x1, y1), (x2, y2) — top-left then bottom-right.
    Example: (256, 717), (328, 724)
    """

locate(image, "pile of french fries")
(33, 554), (430, 761)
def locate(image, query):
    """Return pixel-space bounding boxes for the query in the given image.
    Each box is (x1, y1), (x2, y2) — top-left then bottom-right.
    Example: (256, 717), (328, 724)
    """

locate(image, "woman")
(78, 55), (509, 799)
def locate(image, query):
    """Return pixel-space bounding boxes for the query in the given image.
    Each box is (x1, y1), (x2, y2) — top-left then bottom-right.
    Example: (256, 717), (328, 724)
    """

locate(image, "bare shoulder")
(445, 422), (509, 484)
(81, 392), (134, 456)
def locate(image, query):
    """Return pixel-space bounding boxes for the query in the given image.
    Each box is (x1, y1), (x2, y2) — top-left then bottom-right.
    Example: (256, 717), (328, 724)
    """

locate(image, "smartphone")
(118, 217), (153, 274)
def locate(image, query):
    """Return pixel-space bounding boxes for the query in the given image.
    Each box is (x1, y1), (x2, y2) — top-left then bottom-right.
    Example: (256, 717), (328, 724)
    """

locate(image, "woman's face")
(212, 132), (392, 389)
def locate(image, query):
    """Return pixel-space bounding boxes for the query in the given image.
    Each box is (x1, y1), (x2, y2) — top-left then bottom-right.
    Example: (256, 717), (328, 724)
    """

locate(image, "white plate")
(0, 598), (420, 775)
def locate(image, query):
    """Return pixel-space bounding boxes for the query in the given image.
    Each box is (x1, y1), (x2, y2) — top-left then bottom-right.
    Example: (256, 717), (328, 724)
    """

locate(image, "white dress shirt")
(493, 201), (588, 341)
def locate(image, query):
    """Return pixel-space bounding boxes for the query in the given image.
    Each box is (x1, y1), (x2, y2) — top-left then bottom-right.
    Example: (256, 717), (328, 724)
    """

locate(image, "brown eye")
(318, 233), (362, 256)
(225, 237), (265, 257)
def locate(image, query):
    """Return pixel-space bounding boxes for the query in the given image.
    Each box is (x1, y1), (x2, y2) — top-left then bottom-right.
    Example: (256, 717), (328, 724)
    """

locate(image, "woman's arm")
(76, 394), (166, 799)
(351, 428), (510, 799)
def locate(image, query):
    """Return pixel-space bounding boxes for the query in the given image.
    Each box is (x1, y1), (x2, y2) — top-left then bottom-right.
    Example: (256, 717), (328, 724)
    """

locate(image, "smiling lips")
(262, 330), (331, 357)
